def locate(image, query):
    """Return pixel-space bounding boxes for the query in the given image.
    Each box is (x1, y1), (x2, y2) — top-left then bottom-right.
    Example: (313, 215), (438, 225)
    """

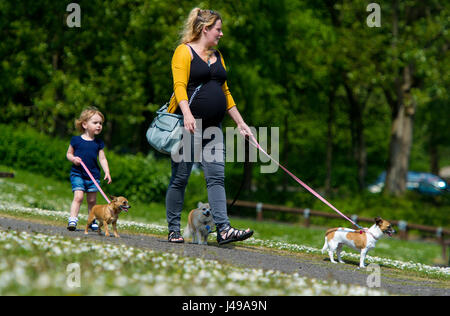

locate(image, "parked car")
(368, 171), (448, 195)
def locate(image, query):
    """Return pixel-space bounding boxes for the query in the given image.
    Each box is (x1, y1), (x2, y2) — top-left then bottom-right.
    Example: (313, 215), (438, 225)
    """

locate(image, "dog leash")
(246, 135), (365, 231)
(79, 159), (111, 204)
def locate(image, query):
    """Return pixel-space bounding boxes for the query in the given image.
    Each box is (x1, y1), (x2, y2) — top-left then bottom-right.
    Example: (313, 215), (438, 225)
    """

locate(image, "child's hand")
(72, 156), (82, 166)
(104, 173), (112, 184)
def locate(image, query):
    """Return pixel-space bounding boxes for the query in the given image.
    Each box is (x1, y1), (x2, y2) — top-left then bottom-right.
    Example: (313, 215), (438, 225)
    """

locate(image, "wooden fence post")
(436, 227), (446, 263)
(0, 172), (14, 178)
(303, 208), (310, 227)
(256, 202), (263, 222)
(398, 220), (408, 240)
(351, 215), (358, 228)
(448, 242), (450, 267)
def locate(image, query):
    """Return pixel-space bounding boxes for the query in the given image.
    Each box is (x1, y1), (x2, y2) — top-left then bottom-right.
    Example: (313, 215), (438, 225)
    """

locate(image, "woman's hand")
(179, 100), (196, 134)
(183, 112), (196, 134)
(228, 106), (254, 139)
(237, 122), (253, 139)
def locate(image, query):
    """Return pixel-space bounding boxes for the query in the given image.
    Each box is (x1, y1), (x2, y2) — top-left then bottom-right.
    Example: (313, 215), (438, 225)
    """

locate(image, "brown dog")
(85, 196), (131, 238)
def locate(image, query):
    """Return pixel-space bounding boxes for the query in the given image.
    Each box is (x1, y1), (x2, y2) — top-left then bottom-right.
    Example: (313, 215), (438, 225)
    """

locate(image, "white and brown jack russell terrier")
(322, 217), (395, 268)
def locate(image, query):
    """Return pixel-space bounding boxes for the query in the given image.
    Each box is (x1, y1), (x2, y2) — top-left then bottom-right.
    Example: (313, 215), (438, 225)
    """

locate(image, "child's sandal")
(217, 225), (253, 245)
(67, 217), (78, 231)
(168, 231), (184, 243)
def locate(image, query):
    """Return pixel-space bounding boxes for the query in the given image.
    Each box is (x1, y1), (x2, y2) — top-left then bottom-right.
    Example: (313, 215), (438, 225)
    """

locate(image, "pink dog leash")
(247, 135), (365, 231)
(79, 159), (111, 204)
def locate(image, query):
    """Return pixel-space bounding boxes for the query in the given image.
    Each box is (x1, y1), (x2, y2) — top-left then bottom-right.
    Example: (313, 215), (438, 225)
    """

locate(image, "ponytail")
(179, 8), (222, 44)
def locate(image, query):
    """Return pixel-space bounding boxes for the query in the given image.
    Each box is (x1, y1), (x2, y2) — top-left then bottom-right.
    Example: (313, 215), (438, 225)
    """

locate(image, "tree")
(380, 0), (449, 195)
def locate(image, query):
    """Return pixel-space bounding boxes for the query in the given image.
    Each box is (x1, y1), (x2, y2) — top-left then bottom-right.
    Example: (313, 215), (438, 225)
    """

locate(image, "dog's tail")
(321, 228), (336, 254)
(321, 237), (329, 254)
(322, 228), (340, 254)
(183, 224), (192, 239)
(183, 210), (194, 239)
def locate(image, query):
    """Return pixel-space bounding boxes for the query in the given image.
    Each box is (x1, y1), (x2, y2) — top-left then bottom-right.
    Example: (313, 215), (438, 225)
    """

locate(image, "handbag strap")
(189, 84), (202, 106)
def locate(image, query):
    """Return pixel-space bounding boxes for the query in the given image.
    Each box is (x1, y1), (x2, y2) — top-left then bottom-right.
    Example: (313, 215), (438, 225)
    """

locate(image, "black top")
(176, 47), (228, 128)
(70, 136), (104, 180)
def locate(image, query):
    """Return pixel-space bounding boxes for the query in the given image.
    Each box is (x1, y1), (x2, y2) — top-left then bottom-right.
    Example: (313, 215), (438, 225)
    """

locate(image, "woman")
(166, 8), (253, 244)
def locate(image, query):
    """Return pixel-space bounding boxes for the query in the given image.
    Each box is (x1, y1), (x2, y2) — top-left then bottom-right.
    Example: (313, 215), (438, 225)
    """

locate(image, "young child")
(66, 107), (111, 231)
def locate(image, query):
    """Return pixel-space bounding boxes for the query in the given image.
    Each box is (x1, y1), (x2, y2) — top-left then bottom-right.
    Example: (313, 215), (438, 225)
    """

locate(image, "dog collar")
(360, 229), (378, 241)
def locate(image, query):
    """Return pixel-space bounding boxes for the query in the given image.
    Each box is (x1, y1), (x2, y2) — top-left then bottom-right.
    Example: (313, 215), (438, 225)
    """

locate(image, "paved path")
(0, 216), (448, 296)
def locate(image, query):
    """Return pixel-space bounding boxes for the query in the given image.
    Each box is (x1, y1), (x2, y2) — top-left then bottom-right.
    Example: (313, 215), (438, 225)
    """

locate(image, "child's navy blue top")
(70, 136), (104, 180)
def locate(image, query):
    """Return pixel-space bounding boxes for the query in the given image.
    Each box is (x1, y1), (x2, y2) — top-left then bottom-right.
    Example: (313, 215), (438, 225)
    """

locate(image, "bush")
(0, 124), (170, 203)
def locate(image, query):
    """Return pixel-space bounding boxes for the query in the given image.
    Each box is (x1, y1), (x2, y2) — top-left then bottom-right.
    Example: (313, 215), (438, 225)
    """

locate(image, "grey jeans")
(165, 131), (229, 232)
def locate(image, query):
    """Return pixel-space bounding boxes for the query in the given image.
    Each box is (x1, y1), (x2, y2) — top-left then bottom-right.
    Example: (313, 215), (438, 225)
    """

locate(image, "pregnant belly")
(189, 82), (227, 128)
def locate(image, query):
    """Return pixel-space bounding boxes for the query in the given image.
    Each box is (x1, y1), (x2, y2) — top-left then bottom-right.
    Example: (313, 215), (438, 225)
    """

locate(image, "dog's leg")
(202, 232), (208, 245)
(328, 241), (338, 263)
(359, 249), (368, 268)
(103, 220), (110, 237)
(195, 230), (202, 245)
(112, 220), (120, 238)
(85, 213), (95, 235)
(97, 220), (103, 235)
(191, 229), (197, 244)
(336, 244), (345, 264)
(328, 250), (337, 263)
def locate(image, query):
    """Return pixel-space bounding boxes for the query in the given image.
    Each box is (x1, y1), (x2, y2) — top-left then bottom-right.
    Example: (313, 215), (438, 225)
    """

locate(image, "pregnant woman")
(165, 8), (254, 245)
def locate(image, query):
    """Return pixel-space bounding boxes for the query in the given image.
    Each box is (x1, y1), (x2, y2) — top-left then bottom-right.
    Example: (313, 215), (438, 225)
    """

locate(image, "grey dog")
(183, 202), (215, 245)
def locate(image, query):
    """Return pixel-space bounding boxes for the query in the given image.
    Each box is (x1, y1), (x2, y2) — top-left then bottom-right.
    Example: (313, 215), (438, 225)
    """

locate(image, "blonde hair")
(179, 8), (222, 44)
(75, 107), (105, 133)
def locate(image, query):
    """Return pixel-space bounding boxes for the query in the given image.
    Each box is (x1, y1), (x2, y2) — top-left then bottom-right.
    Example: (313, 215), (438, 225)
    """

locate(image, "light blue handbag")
(146, 84), (202, 155)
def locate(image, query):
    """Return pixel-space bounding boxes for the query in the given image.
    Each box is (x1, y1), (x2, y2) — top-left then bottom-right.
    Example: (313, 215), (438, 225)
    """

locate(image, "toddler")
(66, 107), (111, 231)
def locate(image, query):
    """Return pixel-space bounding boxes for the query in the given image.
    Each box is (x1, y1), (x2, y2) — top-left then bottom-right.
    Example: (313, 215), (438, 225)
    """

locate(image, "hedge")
(0, 124), (170, 203)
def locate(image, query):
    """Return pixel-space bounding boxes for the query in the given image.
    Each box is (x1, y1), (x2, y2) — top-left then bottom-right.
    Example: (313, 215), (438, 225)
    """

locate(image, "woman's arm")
(227, 106), (253, 138)
(171, 44), (196, 133)
(179, 99), (196, 134)
(218, 50), (251, 137)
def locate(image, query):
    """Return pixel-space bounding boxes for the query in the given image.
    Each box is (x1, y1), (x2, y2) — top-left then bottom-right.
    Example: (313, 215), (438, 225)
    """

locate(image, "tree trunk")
(343, 81), (368, 191)
(52, 50), (67, 139)
(385, 64), (416, 195)
(282, 114), (290, 192)
(325, 86), (336, 195)
(429, 144), (439, 176)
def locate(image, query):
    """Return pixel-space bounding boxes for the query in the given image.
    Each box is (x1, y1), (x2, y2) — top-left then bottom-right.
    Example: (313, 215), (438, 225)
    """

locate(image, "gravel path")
(0, 216), (448, 296)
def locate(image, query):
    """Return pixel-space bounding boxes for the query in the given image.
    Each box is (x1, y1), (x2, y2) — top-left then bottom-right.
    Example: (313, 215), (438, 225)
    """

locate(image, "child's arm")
(98, 149), (111, 184)
(67, 145), (82, 165)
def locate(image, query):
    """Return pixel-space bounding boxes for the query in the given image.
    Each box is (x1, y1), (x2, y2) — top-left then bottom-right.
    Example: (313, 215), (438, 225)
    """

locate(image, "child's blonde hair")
(75, 107), (105, 133)
(179, 8), (222, 44)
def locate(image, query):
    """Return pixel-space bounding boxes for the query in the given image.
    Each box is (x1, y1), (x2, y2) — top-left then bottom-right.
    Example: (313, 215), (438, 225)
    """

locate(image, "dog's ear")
(109, 196), (117, 202)
(374, 217), (383, 226)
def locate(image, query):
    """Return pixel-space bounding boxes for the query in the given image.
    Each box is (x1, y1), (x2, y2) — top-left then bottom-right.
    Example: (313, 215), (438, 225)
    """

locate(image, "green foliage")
(0, 1), (449, 204)
(0, 124), (170, 203)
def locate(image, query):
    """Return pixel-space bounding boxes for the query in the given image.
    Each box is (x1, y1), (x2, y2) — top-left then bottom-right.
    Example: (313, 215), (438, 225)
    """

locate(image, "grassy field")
(0, 166), (449, 296)
(0, 228), (393, 296)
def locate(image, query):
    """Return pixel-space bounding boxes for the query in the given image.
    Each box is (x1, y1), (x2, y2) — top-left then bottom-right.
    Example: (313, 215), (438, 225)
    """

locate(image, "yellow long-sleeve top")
(167, 44), (236, 114)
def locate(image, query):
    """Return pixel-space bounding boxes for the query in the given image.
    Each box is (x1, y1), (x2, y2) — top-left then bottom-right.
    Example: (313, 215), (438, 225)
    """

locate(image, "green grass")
(0, 229), (390, 295)
(0, 165), (447, 268)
